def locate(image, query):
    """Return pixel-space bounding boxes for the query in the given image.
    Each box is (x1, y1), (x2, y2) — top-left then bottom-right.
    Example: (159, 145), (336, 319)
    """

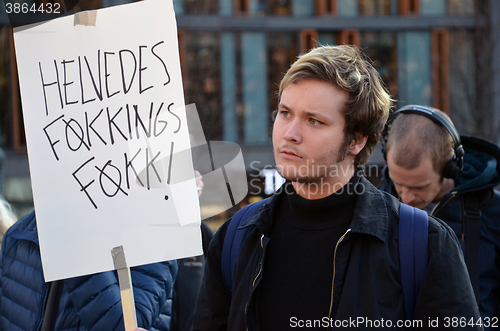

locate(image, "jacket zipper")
(328, 229), (351, 320)
(431, 192), (457, 217)
(245, 234), (265, 331)
(252, 234), (265, 287)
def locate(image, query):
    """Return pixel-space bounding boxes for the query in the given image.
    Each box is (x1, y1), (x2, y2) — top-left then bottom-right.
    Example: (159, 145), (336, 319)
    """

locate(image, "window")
(0, 27), (25, 152)
(184, 0), (218, 14)
(258, 0), (291, 16)
(267, 33), (297, 114)
(399, 0), (419, 15)
(448, 30), (475, 135)
(234, 0), (251, 16)
(338, 30), (360, 46)
(300, 30), (319, 53)
(432, 28), (449, 113)
(360, 31), (398, 98)
(360, 0), (391, 16)
(183, 32), (222, 141)
(315, 0), (337, 16)
(448, 0), (475, 15)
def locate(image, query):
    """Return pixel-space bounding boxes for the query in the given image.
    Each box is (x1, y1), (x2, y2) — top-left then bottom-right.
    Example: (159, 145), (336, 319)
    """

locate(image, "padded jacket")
(0, 210), (178, 331)
(380, 135), (500, 323)
(194, 176), (481, 330)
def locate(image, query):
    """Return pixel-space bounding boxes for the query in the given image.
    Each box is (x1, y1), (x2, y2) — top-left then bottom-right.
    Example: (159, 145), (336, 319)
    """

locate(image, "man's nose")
(400, 187), (416, 205)
(283, 120), (302, 144)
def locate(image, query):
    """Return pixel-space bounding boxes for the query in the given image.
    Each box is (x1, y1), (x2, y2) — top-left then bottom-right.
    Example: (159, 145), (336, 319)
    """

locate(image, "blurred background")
(1, 0), (499, 230)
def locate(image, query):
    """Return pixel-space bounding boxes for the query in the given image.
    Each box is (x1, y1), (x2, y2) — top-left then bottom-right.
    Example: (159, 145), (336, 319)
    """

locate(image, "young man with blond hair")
(193, 45), (480, 330)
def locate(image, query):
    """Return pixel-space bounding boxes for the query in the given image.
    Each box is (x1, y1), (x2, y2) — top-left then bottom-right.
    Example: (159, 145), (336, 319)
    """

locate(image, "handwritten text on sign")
(14, 0), (202, 282)
(39, 41), (182, 208)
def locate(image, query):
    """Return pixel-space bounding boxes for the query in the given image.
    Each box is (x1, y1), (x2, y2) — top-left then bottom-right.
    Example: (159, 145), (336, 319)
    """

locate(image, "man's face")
(387, 150), (443, 209)
(273, 79), (355, 187)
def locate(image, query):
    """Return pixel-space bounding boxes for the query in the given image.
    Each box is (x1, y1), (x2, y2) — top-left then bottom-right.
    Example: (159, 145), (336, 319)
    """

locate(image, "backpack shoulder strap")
(221, 198), (268, 294)
(462, 192), (483, 302)
(399, 202), (428, 321)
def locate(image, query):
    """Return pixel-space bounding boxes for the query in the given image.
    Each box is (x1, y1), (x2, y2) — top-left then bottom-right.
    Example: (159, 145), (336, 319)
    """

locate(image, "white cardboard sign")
(13, 0), (202, 282)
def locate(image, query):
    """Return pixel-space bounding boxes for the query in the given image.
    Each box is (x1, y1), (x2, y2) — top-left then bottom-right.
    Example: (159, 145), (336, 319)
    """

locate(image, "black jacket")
(194, 176), (481, 330)
(171, 222), (214, 331)
(379, 135), (500, 323)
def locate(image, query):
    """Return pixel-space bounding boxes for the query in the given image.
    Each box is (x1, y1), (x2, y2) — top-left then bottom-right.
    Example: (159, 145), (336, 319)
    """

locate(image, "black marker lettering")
(79, 56), (96, 104)
(43, 114), (64, 160)
(95, 160), (127, 197)
(119, 49), (137, 94)
(145, 148), (162, 189)
(139, 45), (153, 94)
(134, 103), (153, 139)
(151, 41), (171, 86)
(126, 104), (133, 140)
(84, 51), (103, 101)
(62, 59), (78, 106)
(153, 102), (167, 137)
(167, 102), (182, 133)
(104, 52), (120, 98)
(167, 141), (174, 184)
(85, 109), (107, 147)
(63, 118), (90, 152)
(124, 148), (144, 189)
(106, 106), (128, 144)
(39, 61), (63, 115)
(72, 157), (97, 209)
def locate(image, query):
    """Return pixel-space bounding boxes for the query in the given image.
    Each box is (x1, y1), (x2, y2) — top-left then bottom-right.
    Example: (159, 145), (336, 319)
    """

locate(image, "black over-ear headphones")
(381, 105), (465, 179)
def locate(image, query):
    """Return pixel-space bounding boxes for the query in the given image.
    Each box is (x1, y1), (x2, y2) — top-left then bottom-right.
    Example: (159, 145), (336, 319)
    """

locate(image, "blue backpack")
(221, 198), (428, 321)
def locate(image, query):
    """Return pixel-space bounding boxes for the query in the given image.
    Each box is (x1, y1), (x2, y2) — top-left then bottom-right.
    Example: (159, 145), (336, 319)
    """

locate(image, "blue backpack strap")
(399, 202), (429, 321)
(221, 198), (268, 294)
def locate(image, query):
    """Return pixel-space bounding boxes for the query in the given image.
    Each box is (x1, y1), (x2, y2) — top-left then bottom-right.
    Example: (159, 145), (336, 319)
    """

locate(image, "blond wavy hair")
(279, 45), (392, 167)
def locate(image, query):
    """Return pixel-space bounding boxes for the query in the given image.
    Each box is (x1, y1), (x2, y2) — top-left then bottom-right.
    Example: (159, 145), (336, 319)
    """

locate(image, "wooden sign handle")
(112, 246), (138, 331)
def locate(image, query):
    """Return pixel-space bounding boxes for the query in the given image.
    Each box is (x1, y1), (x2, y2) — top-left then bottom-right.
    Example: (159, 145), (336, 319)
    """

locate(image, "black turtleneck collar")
(278, 172), (362, 230)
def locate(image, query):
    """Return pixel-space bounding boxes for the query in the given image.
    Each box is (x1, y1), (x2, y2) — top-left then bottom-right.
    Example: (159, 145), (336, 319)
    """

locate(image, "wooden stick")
(112, 246), (138, 331)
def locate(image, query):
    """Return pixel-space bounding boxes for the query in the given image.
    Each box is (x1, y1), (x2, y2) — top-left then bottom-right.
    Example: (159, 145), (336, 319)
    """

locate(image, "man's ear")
(349, 133), (368, 156)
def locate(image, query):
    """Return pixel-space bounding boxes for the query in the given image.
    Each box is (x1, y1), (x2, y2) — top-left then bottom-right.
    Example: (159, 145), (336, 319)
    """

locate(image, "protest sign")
(13, 0), (202, 282)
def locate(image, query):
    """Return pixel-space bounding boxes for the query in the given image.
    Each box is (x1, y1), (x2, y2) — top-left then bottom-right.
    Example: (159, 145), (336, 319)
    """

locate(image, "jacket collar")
(240, 176), (389, 243)
(349, 176), (388, 242)
(8, 210), (39, 245)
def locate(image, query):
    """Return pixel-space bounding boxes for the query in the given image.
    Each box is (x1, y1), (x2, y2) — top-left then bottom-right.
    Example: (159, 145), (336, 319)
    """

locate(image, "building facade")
(1, 0), (499, 223)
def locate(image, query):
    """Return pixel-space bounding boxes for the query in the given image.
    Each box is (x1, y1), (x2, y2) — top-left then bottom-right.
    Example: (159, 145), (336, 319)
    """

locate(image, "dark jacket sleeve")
(64, 260), (178, 331)
(414, 216), (483, 330)
(171, 222), (214, 331)
(193, 221), (232, 331)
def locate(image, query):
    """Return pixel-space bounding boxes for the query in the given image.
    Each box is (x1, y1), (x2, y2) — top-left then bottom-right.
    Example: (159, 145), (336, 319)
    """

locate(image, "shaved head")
(386, 113), (453, 176)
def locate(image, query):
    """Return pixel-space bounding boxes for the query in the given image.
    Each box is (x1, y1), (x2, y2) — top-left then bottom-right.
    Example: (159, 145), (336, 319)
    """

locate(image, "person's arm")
(64, 260), (178, 331)
(414, 216), (483, 330)
(192, 221), (232, 331)
(195, 170), (204, 197)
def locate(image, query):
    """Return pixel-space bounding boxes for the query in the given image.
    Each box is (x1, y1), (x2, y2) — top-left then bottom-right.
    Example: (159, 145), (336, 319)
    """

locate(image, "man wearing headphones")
(380, 105), (500, 325)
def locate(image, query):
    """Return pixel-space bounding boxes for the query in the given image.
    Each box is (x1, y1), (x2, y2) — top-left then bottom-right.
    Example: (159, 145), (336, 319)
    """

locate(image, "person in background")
(170, 170), (214, 331)
(379, 104), (500, 326)
(0, 209), (178, 330)
(0, 197), (16, 249)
